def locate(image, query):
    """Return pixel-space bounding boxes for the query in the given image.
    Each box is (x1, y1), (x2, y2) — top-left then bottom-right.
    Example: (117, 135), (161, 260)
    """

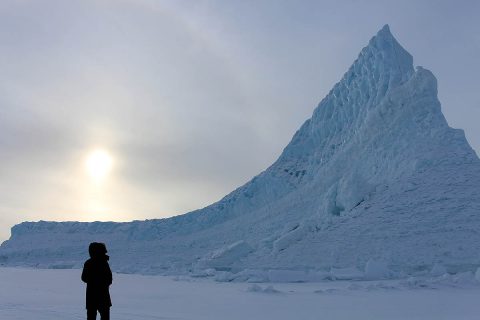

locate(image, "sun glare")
(85, 149), (113, 182)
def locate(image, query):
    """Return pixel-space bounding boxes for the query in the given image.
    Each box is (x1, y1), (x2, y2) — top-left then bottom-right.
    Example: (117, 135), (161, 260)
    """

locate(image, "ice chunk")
(203, 241), (253, 270)
(330, 267), (364, 280)
(364, 259), (391, 280)
(247, 284), (280, 293)
(268, 269), (308, 282)
(430, 263), (447, 277)
(475, 267), (480, 282)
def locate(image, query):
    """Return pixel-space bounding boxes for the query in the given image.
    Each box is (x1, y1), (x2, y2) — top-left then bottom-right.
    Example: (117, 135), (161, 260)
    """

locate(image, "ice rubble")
(1, 25), (480, 281)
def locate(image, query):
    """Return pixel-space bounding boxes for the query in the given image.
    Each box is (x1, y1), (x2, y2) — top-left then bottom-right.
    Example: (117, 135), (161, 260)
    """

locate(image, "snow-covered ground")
(1, 267), (480, 320)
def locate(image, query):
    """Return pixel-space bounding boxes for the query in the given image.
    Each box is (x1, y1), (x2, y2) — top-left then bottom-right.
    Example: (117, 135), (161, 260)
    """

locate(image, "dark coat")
(81, 256), (113, 309)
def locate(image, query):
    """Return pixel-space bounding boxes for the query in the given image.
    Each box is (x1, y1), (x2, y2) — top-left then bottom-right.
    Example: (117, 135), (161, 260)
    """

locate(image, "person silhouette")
(81, 242), (112, 320)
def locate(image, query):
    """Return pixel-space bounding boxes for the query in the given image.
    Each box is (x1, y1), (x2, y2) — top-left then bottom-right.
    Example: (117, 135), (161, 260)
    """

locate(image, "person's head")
(88, 242), (108, 258)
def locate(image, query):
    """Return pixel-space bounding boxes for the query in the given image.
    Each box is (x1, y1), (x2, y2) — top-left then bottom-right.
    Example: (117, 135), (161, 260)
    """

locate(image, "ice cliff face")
(1, 25), (479, 279)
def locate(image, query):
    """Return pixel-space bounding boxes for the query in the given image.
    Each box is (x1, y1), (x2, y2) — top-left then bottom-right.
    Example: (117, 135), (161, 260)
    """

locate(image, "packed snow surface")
(2, 268), (480, 320)
(1, 25), (480, 279)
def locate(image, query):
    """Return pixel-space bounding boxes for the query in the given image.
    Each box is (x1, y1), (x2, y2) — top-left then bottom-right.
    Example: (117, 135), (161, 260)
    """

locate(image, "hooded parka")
(81, 243), (112, 309)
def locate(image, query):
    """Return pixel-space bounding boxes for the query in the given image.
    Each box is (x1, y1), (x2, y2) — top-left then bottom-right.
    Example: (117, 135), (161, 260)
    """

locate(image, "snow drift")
(1, 25), (480, 280)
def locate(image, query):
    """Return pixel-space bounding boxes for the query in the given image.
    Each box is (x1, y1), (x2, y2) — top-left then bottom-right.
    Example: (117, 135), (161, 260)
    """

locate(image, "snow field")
(1, 267), (480, 320)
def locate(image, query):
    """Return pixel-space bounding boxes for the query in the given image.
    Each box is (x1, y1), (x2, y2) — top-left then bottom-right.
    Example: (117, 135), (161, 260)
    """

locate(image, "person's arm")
(81, 261), (89, 283)
(106, 263), (112, 286)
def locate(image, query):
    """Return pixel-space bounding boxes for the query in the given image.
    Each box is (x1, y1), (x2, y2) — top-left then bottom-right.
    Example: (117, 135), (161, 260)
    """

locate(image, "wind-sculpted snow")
(1, 25), (480, 280)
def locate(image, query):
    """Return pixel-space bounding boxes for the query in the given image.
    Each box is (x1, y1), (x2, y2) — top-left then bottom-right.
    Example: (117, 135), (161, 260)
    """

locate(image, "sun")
(85, 149), (113, 182)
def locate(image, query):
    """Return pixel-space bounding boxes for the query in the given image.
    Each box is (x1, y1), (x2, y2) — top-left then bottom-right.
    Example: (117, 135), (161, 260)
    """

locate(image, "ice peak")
(285, 25), (425, 178)
(376, 24), (392, 40)
(369, 24), (399, 52)
(358, 25), (414, 86)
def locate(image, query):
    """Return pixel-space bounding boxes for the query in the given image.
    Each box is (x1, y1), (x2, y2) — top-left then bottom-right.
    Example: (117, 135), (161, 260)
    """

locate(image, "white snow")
(1, 267), (480, 320)
(1, 25), (480, 279)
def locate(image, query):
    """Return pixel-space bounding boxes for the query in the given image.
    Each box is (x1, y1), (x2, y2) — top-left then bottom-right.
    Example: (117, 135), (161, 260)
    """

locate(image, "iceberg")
(2, 25), (480, 279)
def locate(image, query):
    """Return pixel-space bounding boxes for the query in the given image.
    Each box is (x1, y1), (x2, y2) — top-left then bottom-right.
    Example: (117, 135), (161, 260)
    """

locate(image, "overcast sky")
(0, 0), (479, 241)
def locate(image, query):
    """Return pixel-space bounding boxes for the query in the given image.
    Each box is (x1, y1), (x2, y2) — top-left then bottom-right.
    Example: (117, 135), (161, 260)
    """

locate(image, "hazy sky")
(0, 0), (479, 241)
